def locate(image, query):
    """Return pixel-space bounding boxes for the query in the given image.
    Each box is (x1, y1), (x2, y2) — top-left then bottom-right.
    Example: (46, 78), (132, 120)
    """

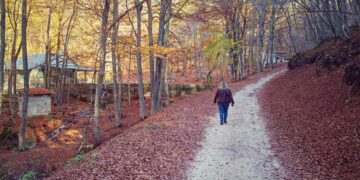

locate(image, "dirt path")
(187, 70), (286, 180)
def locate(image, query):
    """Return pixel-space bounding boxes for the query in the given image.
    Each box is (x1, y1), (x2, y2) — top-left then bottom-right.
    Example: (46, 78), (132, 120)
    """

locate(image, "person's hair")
(219, 80), (228, 89)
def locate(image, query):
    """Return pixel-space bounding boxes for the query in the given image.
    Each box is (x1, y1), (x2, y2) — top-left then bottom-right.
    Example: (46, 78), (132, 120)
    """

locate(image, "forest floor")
(0, 96), (160, 179)
(260, 63), (360, 178)
(187, 69), (286, 179)
(46, 65), (286, 179)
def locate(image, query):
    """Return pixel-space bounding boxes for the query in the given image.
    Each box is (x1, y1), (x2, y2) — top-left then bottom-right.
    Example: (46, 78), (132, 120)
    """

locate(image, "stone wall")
(71, 83), (208, 103)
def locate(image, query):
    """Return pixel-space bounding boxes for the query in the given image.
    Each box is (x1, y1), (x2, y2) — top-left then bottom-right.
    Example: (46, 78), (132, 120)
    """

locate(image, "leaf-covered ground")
(259, 64), (360, 179)
(48, 66), (286, 179)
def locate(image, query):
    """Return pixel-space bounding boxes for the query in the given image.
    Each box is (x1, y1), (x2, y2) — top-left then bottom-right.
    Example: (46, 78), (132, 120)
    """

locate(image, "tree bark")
(256, 3), (266, 72)
(268, 1), (277, 70)
(151, 0), (171, 115)
(44, 7), (52, 89)
(111, 0), (121, 127)
(55, 3), (63, 111)
(19, 0), (29, 150)
(0, 0), (5, 94)
(0, 0), (5, 115)
(146, 0), (155, 96)
(135, 0), (146, 120)
(94, 0), (110, 146)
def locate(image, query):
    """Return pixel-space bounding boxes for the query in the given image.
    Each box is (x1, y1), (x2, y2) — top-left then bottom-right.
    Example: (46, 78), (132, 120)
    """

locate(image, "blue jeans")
(218, 104), (230, 124)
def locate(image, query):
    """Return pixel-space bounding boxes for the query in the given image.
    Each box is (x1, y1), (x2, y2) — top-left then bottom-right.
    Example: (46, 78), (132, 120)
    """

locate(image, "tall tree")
(0, 0), (5, 94)
(8, 0), (23, 122)
(111, 0), (121, 127)
(255, 0), (267, 72)
(44, 6), (52, 89)
(151, 0), (172, 115)
(268, 0), (278, 70)
(147, 0), (155, 97)
(135, 0), (146, 120)
(55, 1), (64, 111)
(0, 0), (6, 114)
(94, 0), (110, 145)
(19, 0), (29, 150)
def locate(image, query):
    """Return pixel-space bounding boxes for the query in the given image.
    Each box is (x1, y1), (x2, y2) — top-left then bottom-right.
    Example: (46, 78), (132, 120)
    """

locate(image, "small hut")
(4, 54), (96, 89)
(18, 88), (52, 118)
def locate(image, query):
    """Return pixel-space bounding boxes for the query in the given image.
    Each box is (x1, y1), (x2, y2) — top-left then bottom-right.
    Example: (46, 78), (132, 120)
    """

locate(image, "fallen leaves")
(259, 63), (360, 179)
(47, 66), (286, 179)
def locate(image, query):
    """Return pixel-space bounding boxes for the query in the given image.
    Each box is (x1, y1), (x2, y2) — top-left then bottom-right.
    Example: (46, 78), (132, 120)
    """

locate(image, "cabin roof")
(4, 54), (96, 71)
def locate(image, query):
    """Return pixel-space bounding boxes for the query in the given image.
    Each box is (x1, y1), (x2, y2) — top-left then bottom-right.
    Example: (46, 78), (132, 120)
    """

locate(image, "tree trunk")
(128, 45), (132, 106)
(0, 0), (5, 94)
(111, 0), (121, 127)
(19, 0), (29, 150)
(151, 0), (171, 115)
(163, 3), (171, 106)
(268, 1), (277, 70)
(94, 0), (110, 146)
(146, 0), (155, 96)
(44, 7), (52, 89)
(249, 21), (255, 75)
(135, 0), (146, 120)
(256, 4), (266, 72)
(0, 0), (5, 116)
(55, 4), (63, 111)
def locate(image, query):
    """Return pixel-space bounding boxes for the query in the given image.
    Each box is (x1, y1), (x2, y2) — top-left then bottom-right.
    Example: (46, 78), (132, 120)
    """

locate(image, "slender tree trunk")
(268, 1), (277, 70)
(0, 0), (5, 115)
(94, 0), (110, 146)
(0, 0), (5, 94)
(256, 5), (266, 72)
(146, 0), (155, 95)
(59, 5), (75, 110)
(163, 3), (171, 106)
(249, 23), (255, 75)
(44, 7), (52, 89)
(151, 0), (171, 115)
(8, 31), (17, 96)
(9, 26), (22, 122)
(284, 8), (298, 54)
(55, 5), (63, 111)
(111, 0), (121, 127)
(128, 45), (131, 107)
(135, 0), (146, 120)
(19, 0), (29, 150)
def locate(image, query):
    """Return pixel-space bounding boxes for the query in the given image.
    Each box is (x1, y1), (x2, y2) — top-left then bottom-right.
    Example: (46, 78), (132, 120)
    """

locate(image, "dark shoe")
(224, 121), (227, 124)
(220, 122), (224, 125)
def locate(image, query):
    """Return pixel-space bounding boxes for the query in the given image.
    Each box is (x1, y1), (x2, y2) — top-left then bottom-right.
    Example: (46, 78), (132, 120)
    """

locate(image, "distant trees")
(295, 0), (360, 42)
(3, 0), (360, 148)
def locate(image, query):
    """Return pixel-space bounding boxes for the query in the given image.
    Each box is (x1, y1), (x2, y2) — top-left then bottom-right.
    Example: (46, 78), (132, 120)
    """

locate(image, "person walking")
(213, 80), (234, 125)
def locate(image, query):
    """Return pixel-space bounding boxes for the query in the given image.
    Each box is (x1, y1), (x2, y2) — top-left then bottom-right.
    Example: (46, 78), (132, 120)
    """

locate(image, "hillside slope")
(259, 32), (360, 178)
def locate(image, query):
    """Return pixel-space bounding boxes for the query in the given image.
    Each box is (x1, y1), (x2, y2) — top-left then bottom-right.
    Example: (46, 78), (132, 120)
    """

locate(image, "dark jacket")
(214, 89), (235, 105)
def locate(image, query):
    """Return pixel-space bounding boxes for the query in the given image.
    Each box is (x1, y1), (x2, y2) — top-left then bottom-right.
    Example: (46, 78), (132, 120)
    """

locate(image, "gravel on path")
(188, 70), (286, 180)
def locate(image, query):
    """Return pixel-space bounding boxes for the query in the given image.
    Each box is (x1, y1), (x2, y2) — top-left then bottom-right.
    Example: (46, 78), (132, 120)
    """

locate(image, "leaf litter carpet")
(48, 66), (286, 179)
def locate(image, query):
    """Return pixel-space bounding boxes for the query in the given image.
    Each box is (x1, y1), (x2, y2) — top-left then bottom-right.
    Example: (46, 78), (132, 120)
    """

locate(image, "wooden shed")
(18, 88), (52, 118)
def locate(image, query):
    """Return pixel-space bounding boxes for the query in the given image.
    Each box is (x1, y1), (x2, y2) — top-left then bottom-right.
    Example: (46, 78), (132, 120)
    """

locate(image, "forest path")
(187, 70), (286, 180)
